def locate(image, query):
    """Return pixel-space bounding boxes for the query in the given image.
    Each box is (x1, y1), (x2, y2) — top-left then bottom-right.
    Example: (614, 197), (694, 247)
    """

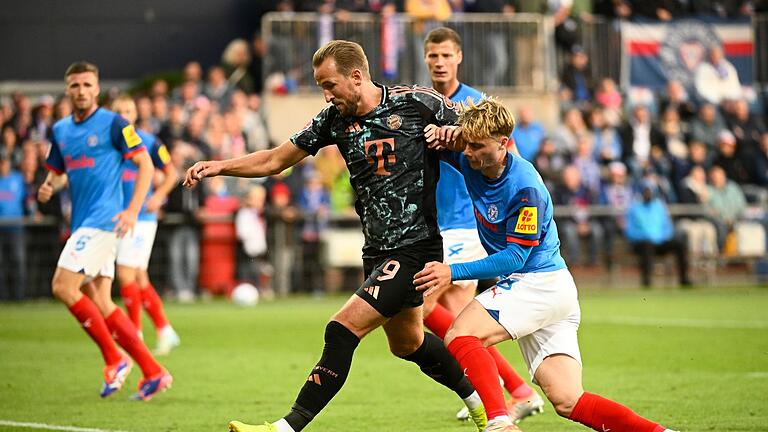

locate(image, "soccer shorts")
(57, 227), (118, 280)
(441, 228), (488, 290)
(357, 237), (443, 318)
(116, 221), (158, 270)
(475, 268), (582, 383)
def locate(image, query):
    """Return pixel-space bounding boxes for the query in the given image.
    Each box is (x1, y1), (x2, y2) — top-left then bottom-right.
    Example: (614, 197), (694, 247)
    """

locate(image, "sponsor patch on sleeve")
(514, 207), (538, 234)
(158, 144), (171, 164)
(122, 124), (142, 148)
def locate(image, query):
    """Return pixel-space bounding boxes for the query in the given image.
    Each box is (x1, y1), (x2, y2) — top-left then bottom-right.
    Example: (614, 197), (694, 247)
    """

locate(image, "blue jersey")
(122, 130), (171, 222)
(437, 83), (485, 231)
(442, 151), (566, 276)
(0, 170), (25, 231)
(46, 108), (146, 231)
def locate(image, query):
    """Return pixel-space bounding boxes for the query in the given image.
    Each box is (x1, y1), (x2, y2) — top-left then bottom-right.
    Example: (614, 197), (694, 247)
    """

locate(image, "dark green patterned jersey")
(291, 83), (460, 255)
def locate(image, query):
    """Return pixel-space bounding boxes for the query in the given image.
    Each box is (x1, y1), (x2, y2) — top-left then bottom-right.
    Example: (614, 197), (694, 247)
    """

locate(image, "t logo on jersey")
(515, 207), (538, 234)
(122, 125), (142, 148)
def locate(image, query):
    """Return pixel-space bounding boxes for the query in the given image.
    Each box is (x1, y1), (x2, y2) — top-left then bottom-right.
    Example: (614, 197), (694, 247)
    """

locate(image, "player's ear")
(351, 68), (363, 86)
(457, 49), (463, 65)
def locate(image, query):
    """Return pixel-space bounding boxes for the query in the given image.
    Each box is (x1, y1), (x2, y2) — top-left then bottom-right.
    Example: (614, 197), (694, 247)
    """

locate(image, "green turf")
(1, 287), (767, 432)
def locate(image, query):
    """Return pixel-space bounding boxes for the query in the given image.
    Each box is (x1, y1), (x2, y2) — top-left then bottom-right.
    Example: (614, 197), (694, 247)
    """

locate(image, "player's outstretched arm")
(183, 140), (309, 188)
(37, 171), (68, 203)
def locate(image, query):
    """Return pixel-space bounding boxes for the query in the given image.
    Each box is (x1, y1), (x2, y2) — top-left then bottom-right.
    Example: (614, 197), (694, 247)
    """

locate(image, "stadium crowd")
(1, 1), (767, 301)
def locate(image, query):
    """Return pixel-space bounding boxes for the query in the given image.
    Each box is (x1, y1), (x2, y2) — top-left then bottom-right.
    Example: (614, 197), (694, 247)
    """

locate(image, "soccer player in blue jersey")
(184, 40), (486, 432)
(415, 99), (678, 432)
(423, 27), (543, 424)
(38, 62), (172, 400)
(111, 95), (180, 355)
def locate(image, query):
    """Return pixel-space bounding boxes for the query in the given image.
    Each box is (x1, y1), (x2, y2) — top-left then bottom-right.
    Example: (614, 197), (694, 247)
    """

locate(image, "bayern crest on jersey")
(487, 204), (499, 222)
(387, 114), (402, 130)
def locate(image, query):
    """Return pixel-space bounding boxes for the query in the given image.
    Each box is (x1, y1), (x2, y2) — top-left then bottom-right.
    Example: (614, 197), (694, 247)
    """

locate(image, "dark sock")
(400, 332), (475, 399)
(284, 321), (360, 431)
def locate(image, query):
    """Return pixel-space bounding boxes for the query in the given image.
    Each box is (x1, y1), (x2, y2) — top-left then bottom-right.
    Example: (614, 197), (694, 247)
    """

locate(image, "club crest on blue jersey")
(487, 204), (499, 222)
(87, 135), (99, 147)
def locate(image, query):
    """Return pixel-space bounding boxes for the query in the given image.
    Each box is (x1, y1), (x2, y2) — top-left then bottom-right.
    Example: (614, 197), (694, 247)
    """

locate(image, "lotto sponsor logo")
(122, 124), (142, 148)
(515, 207), (537, 234)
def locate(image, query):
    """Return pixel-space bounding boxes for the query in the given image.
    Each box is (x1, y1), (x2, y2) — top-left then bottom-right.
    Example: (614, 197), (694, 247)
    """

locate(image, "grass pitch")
(1, 287), (767, 431)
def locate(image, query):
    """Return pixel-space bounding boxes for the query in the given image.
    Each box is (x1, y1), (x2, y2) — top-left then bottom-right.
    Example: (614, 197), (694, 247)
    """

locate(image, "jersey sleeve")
(290, 107), (335, 156)
(151, 140), (172, 171)
(409, 86), (460, 126)
(45, 131), (65, 174)
(505, 187), (545, 247)
(110, 115), (146, 159)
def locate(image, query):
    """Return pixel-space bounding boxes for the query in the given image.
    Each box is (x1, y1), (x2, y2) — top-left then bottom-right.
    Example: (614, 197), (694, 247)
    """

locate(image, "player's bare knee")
(545, 389), (580, 418)
(51, 277), (77, 304)
(389, 333), (423, 357)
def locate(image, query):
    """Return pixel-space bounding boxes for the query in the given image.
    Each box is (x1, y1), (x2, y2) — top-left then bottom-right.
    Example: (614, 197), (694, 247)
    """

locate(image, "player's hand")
(112, 209), (139, 238)
(145, 194), (164, 213)
(183, 160), (222, 188)
(413, 261), (452, 297)
(424, 124), (463, 151)
(37, 181), (54, 203)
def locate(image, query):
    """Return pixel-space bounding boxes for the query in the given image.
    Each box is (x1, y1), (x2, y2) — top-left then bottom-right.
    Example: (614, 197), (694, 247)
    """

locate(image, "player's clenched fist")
(183, 160), (222, 187)
(37, 180), (54, 203)
(423, 124), (464, 151)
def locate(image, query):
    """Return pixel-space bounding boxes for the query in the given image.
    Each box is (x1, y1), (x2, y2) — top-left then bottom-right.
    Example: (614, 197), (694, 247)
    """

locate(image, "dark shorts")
(356, 237), (443, 318)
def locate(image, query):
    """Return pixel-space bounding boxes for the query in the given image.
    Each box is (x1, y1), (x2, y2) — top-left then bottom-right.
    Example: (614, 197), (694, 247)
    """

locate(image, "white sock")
(273, 418), (295, 432)
(463, 390), (483, 410)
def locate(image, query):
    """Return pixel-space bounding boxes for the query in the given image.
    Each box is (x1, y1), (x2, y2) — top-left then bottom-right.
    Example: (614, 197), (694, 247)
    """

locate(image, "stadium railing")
(261, 12), (558, 92)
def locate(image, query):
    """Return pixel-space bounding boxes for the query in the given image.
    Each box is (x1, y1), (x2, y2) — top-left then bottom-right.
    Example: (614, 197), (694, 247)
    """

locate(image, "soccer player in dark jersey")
(415, 98), (679, 432)
(184, 40), (486, 432)
(38, 62), (172, 400)
(422, 26), (543, 425)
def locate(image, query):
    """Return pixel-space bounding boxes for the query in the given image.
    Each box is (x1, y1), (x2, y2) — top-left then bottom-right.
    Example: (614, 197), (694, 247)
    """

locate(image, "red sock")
(141, 283), (169, 330)
(486, 346), (528, 397)
(120, 282), (142, 330)
(105, 308), (163, 378)
(569, 392), (667, 432)
(447, 336), (507, 420)
(68, 296), (122, 365)
(423, 303), (454, 339)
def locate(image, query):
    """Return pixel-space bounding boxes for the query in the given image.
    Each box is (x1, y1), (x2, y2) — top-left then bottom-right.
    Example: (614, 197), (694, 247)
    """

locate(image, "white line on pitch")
(0, 420), (130, 432)
(584, 316), (768, 329)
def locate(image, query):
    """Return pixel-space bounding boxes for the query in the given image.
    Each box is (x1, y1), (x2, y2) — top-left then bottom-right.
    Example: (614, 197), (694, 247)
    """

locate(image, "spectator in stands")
(588, 106), (622, 165)
(222, 38), (256, 94)
(30, 95), (54, 143)
(0, 150), (27, 300)
(533, 137), (569, 192)
(712, 130), (752, 184)
(297, 170), (330, 295)
(593, 0), (633, 18)
(629, 0), (684, 20)
(691, 0), (754, 18)
(151, 95), (168, 125)
(250, 33), (266, 95)
(600, 161), (634, 269)
(1, 125), (22, 168)
(204, 65), (233, 108)
(706, 164), (747, 249)
(728, 99), (766, 158)
(658, 79), (697, 123)
(754, 132), (768, 186)
(53, 95), (72, 121)
(175, 79), (201, 119)
(183, 111), (213, 159)
(677, 165), (719, 259)
(625, 181), (691, 287)
(511, 105), (545, 161)
(165, 142), (205, 302)
(553, 165), (604, 267)
(690, 103), (726, 150)
(236, 184), (273, 296)
(405, 0), (452, 86)
(150, 78), (170, 99)
(621, 105), (664, 174)
(222, 110), (248, 159)
(595, 77), (623, 126)
(572, 134), (603, 197)
(552, 106), (588, 156)
(560, 45), (592, 106)
(158, 103), (186, 148)
(660, 108), (688, 167)
(695, 46), (742, 105)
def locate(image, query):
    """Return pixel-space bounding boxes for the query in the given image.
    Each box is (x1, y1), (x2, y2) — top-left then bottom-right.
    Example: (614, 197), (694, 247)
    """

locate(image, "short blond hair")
(65, 61), (98, 79)
(110, 94), (135, 112)
(312, 40), (370, 78)
(459, 98), (515, 141)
